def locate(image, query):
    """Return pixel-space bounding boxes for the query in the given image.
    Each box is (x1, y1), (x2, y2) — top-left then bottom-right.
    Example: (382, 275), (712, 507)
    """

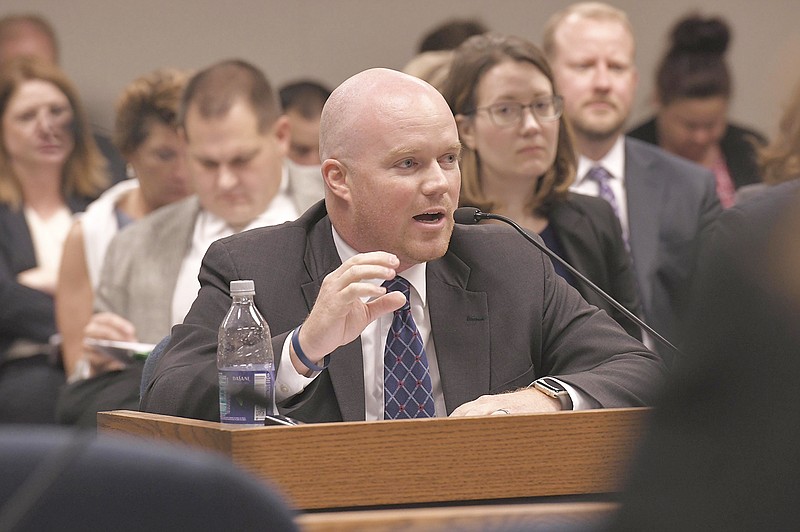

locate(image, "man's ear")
(455, 114), (477, 150)
(271, 115), (291, 156)
(321, 158), (350, 201)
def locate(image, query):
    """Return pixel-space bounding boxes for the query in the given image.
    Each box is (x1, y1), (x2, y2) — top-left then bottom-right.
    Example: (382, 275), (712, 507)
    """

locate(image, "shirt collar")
(576, 136), (626, 185)
(330, 225), (427, 307)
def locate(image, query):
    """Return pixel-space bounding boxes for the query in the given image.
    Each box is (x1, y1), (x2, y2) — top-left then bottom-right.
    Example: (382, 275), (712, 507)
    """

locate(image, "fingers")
(365, 291), (406, 319)
(84, 312), (137, 342)
(296, 252), (404, 364)
(322, 252), (400, 298)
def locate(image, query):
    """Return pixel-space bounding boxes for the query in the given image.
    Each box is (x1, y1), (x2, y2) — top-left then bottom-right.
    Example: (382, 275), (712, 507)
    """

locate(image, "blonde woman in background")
(0, 57), (107, 423)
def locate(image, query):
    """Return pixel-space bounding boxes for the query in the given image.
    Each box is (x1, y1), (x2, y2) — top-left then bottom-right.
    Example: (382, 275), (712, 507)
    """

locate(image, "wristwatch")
(532, 377), (573, 410)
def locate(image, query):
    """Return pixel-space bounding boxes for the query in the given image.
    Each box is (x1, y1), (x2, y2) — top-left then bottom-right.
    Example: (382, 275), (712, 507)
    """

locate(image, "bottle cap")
(230, 279), (255, 296)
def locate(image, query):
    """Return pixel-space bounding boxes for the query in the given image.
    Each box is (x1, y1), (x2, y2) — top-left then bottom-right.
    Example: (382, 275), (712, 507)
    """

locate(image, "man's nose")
(217, 165), (238, 190)
(422, 162), (451, 195)
(592, 64), (612, 90)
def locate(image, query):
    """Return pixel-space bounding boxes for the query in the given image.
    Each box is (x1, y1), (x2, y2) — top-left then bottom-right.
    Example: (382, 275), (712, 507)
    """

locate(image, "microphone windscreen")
(454, 207), (481, 225)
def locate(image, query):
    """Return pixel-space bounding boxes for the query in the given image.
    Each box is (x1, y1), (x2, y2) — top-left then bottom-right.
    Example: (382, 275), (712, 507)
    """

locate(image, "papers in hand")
(84, 338), (156, 362)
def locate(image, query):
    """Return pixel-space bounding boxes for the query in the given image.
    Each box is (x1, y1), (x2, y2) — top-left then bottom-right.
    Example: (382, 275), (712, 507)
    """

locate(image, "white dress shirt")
(570, 136), (630, 241)
(275, 226), (447, 420)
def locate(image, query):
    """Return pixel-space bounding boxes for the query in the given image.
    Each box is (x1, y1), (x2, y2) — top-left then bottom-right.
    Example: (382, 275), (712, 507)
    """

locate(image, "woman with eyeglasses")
(441, 33), (642, 338)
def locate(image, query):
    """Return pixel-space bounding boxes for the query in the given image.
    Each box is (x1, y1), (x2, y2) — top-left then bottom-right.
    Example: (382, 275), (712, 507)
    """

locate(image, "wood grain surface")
(98, 408), (649, 510)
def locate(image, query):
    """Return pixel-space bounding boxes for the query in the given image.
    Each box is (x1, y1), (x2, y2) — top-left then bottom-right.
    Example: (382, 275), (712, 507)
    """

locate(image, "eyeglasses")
(470, 96), (564, 127)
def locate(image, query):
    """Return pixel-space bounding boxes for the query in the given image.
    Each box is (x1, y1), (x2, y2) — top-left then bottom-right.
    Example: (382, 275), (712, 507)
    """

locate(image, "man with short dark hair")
(279, 80), (331, 166)
(58, 60), (324, 426)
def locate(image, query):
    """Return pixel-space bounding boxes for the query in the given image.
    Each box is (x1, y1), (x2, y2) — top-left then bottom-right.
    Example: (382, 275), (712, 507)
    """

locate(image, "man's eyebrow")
(385, 142), (462, 160)
(385, 146), (418, 160)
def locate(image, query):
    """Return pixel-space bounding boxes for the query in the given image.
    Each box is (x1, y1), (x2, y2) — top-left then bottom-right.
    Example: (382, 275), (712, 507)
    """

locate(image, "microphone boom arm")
(466, 208), (678, 355)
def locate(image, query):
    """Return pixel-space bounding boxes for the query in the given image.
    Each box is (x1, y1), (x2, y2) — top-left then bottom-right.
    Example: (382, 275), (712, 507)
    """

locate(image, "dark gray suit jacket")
(624, 137), (722, 353)
(549, 192), (642, 339)
(141, 202), (664, 423)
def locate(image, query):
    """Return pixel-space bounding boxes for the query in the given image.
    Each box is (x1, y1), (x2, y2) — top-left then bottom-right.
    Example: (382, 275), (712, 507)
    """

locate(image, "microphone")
(454, 206), (678, 355)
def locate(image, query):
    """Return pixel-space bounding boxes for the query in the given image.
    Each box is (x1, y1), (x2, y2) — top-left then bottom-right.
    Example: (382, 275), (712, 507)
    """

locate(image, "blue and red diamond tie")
(382, 276), (436, 419)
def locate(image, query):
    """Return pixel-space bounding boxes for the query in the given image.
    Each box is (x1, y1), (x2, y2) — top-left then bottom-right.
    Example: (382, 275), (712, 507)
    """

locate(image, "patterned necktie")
(382, 276), (435, 419)
(586, 166), (620, 219)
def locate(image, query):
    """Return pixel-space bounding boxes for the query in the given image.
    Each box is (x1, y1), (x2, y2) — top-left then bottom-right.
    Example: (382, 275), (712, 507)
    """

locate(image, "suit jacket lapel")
(548, 200), (602, 288)
(427, 251), (490, 414)
(0, 206), (36, 272)
(298, 214), (367, 422)
(624, 138), (665, 307)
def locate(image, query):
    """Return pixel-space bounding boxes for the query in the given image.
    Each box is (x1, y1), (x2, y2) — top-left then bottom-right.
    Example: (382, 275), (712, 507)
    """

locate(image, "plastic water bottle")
(217, 280), (274, 425)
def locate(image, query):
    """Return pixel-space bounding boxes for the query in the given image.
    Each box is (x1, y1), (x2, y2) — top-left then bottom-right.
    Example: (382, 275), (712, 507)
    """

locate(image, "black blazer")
(0, 195), (91, 360)
(549, 192), (642, 339)
(628, 117), (766, 189)
(142, 201), (664, 423)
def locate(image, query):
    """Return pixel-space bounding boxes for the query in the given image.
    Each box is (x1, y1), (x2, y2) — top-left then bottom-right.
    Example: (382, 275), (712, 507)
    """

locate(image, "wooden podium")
(98, 408), (648, 514)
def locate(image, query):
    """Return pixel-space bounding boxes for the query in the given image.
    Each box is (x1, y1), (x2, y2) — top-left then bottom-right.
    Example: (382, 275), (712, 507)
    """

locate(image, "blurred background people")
(56, 68), (190, 382)
(0, 12), (57, 64)
(56, 59), (324, 426)
(0, 12), (127, 184)
(278, 79), (330, 167)
(736, 77), (800, 203)
(0, 57), (107, 423)
(441, 33), (642, 338)
(544, 2), (721, 360)
(628, 13), (766, 208)
(403, 50), (454, 92)
(418, 17), (488, 53)
(403, 17), (489, 94)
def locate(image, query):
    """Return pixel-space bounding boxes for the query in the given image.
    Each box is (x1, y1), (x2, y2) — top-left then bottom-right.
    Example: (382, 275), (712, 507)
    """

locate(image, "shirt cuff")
(551, 378), (591, 410)
(275, 333), (319, 402)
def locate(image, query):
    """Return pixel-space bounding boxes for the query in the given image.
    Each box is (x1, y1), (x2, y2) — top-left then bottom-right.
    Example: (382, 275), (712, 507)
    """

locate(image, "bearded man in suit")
(544, 3), (721, 361)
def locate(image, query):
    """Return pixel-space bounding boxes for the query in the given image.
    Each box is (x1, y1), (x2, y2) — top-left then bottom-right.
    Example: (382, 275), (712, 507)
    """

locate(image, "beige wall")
(3, 0), (799, 140)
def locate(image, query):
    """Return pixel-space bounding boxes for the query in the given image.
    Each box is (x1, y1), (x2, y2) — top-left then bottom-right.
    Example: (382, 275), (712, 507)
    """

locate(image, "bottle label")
(218, 369), (274, 424)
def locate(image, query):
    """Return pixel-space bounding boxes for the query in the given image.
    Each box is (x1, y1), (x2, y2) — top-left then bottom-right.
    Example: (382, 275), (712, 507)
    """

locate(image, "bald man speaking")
(142, 68), (663, 423)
